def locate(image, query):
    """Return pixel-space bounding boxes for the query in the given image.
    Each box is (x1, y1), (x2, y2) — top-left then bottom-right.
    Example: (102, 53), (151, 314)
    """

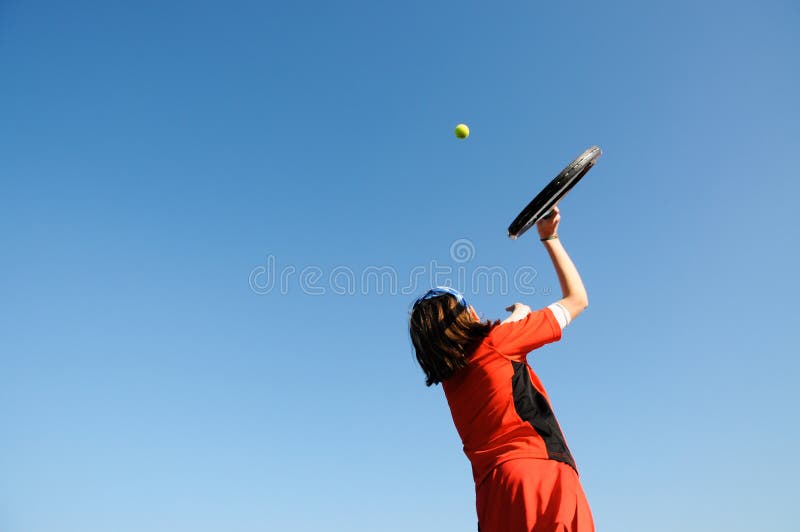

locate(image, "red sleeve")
(488, 308), (562, 362)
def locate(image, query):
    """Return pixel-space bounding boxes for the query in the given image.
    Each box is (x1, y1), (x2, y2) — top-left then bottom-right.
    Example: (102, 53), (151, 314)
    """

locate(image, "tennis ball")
(454, 123), (470, 139)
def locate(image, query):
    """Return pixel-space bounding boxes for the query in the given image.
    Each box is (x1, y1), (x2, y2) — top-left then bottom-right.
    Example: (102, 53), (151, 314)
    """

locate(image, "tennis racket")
(507, 145), (602, 239)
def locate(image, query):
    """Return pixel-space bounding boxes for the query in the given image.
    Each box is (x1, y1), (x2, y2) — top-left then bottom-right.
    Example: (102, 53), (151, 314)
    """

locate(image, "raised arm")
(536, 207), (589, 320)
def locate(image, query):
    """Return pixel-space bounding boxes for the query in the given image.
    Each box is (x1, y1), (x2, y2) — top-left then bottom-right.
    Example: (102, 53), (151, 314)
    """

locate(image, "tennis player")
(409, 207), (594, 532)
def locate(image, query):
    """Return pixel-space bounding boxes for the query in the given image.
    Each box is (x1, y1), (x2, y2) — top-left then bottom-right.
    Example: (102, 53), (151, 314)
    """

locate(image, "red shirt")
(442, 308), (577, 487)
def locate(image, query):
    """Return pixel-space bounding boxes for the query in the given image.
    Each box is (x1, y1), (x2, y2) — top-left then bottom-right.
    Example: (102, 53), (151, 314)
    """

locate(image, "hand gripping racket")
(507, 145), (602, 239)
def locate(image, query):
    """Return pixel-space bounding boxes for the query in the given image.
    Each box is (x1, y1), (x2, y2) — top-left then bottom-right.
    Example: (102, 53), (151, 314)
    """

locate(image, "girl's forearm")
(542, 238), (588, 310)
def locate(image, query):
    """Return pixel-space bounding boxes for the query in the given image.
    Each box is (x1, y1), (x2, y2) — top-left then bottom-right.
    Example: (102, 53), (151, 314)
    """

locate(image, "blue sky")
(1, 1), (799, 531)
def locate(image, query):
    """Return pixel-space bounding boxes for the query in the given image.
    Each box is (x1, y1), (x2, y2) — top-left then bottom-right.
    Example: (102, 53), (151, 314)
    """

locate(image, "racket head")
(507, 145), (602, 239)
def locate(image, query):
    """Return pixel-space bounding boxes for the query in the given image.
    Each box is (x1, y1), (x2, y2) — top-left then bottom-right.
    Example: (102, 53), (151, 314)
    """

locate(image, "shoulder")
(485, 308), (562, 361)
(490, 307), (559, 340)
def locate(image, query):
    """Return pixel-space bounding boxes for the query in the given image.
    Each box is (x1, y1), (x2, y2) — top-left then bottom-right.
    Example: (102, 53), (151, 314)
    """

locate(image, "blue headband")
(413, 286), (468, 309)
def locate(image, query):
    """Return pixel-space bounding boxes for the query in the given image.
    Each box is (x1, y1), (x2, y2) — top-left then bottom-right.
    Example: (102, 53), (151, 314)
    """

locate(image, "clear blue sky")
(2, 1), (799, 531)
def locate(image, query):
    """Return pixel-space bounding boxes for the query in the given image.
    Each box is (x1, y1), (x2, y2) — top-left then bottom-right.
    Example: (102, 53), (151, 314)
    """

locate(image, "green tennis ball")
(454, 123), (470, 139)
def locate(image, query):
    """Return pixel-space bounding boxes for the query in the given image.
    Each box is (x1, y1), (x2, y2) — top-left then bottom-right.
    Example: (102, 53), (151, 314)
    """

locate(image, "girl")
(409, 207), (594, 532)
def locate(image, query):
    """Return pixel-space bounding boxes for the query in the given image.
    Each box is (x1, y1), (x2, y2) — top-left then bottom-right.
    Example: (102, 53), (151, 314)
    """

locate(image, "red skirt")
(476, 458), (594, 532)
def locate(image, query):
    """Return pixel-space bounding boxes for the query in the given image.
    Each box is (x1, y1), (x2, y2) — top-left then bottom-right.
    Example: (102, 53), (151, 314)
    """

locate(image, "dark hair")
(409, 295), (498, 386)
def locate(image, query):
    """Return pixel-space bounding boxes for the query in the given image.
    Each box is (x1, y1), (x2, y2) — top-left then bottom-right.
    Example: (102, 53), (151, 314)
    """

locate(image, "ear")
(469, 306), (480, 322)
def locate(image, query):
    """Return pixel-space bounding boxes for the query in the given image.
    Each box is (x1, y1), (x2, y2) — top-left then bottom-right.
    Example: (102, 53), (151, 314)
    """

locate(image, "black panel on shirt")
(511, 361), (577, 472)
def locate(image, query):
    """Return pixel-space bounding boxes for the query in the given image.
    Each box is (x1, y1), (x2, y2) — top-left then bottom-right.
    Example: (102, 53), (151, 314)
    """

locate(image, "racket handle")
(542, 209), (556, 220)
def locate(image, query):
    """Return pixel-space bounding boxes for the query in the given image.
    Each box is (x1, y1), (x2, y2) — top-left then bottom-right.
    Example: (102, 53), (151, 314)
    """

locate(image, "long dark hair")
(409, 294), (498, 386)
